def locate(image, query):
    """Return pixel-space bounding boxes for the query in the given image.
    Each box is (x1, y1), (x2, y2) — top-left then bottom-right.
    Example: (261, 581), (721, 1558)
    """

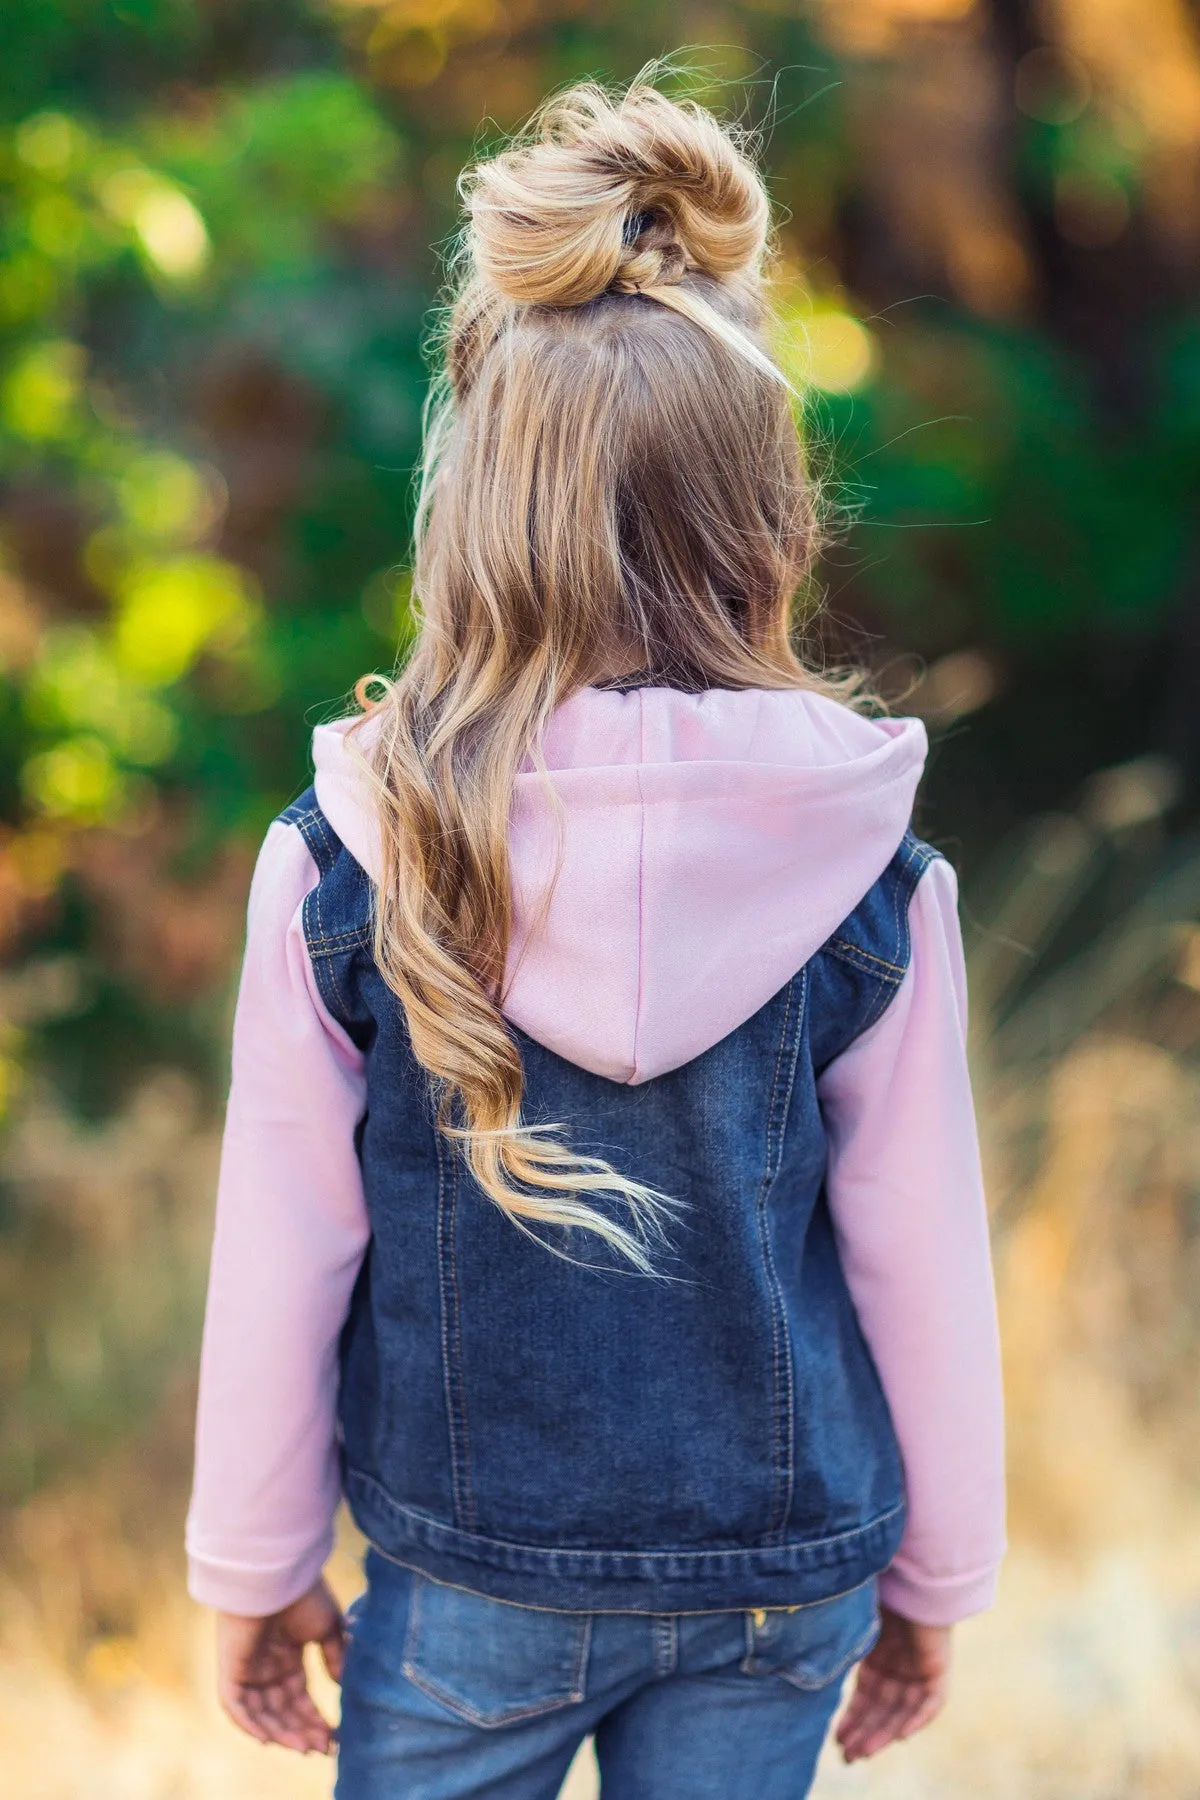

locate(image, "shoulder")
(245, 808), (323, 931)
(806, 832), (951, 1068)
(824, 831), (945, 976)
(244, 790), (354, 943)
(268, 788), (372, 964)
(276, 785), (346, 879)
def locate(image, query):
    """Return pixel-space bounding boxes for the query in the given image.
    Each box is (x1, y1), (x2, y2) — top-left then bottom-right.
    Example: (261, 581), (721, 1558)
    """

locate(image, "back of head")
(456, 81), (770, 337)
(434, 81), (806, 689)
(360, 76), (833, 1264)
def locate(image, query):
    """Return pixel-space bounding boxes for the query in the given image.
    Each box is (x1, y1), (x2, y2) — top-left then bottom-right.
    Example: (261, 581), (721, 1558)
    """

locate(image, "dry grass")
(4, 787), (1200, 1796)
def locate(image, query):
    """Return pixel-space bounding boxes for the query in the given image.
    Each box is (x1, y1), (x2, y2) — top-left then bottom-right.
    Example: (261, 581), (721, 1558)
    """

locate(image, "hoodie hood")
(313, 687), (927, 1085)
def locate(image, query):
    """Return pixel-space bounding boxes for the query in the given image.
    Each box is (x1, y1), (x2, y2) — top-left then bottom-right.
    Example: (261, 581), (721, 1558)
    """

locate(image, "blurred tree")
(0, 0), (1196, 1126)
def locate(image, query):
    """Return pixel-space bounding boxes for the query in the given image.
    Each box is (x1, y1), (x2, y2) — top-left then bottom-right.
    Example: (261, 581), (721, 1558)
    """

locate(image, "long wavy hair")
(353, 75), (857, 1267)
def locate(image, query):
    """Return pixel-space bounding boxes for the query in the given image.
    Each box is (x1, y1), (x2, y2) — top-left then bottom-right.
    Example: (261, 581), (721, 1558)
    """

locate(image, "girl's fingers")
(215, 1597), (344, 1758)
(837, 1669), (901, 1743)
(241, 1685), (285, 1746)
(265, 1668), (336, 1754)
(221, 1688), (273, 1745)
(841, 1699), (904, 1761)
(287, 1687), (333, 1743)
(865, 1693), (919, 1756)
(262, 1679), (322, 1753)
(852, 1688), (943, 1761)
(894, 1686), (947, 1741)
(836, 1611), (954, 1762)
(839, 1675), (934, 1762)
(846, 1703), (908, 1761)
(248, 1684), (300, 1750)
(230, 1677), (303, 1754)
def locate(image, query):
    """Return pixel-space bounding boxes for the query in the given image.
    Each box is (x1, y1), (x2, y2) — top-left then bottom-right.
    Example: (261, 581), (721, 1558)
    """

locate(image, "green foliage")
(0, 0), (1196, 1122)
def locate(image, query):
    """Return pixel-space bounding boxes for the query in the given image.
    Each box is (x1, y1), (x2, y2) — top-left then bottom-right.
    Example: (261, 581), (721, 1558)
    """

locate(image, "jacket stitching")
(857, 971), (897, 1034)
(289, 805), (336, 875)
(300, 797), (932, 1581)
(771, 970), (804, 1538)
(824, 940), (906, 978)
(292, 807), (360, 1021)
(301, 887), (350, 1031)
(447, 1156), (476, 1533)
(310, 808), (341, 874)
(307, 927), (373, 953)
(758, 971), (803, 1542)
(817, 837), (942, 1054)
(823, 837), (941, 980)
(758, 988), (791, 1544)
(435, 1136), (476, 1534)
(311, 872), (354, 1021)
(353, 1472), (905, 1564)
(325, 952), (353, 1022)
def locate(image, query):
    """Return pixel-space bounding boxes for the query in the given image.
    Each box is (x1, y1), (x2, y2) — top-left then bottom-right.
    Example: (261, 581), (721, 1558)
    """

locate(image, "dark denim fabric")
(335, 1550), (879, 1800)
(280, 790), (938, 1613)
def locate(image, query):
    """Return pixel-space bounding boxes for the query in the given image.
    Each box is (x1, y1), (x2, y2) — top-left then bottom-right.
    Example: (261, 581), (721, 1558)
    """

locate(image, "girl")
(187, 78), (1005, 1800)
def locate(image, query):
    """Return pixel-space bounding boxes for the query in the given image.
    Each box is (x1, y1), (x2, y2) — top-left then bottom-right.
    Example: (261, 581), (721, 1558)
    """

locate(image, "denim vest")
(281, 788), (939, 1613)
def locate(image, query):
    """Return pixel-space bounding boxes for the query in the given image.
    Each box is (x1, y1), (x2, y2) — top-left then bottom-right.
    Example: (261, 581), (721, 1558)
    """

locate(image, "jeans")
(335, 1549), (880, 1799)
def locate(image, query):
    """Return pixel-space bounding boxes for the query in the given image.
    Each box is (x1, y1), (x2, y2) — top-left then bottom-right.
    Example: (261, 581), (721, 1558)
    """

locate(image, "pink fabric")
(188, 687), (1005, 1622)
(186, 823), (370, 1616)
(819, 858), (1006, 1625)
(314, 689), (929, 1083)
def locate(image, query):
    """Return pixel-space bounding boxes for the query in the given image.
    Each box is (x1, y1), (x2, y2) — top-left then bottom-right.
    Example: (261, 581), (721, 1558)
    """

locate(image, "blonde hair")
(355, 75), (854, 1267)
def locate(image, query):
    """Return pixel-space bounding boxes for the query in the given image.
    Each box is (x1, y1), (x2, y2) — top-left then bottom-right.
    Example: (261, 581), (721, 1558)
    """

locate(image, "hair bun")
(462, 82), (770, 309)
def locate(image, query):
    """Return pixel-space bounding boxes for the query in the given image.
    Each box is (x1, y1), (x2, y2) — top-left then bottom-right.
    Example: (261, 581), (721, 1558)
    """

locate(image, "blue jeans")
(336, 1550), (880, 1799)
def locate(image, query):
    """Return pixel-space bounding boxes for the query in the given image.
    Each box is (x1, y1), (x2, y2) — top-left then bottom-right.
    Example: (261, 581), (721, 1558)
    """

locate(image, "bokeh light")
(1, 8), (1200, 1797)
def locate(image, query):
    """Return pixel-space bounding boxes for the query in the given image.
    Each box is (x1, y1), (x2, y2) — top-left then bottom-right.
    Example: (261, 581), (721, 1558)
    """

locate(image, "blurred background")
(1, 2), (1199, 1795)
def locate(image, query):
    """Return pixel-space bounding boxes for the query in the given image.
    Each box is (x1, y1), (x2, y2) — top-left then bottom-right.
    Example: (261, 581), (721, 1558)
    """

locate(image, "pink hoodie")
(187, 687), (1005, 1626)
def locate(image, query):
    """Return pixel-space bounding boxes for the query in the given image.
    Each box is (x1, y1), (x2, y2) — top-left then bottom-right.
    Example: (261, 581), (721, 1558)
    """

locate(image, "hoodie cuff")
(186, 1531), (334, 1617)
(877, 1558), (1002, 1626)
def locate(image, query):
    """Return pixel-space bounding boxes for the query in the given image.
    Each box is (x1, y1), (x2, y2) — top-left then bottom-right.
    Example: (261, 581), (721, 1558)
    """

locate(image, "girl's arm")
(817, 855), (1006, 1627)
(186, 820), (371, 1618)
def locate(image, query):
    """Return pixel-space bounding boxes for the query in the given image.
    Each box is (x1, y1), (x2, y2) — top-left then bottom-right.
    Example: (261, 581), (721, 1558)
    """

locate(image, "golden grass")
(4, 795), (1200, 1796)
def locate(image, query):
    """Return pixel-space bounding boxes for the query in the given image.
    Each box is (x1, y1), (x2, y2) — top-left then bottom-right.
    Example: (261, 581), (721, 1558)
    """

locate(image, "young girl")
(187, 79), (1005, 1799)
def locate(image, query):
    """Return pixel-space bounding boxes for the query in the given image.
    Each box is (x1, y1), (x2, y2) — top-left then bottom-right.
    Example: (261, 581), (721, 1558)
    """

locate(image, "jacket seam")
(350, 1470), (905, 1564)
(820, 835), (943, 1046)
(306, 880), (353, 1023)
(435, 1134), (476, 1533)
(286, 797), (364, 1024)
(306, 927), (373, 953)
(758, 971), (804, 1542)
(302, 891), (353, 1033)
(824, 939), (907, 978)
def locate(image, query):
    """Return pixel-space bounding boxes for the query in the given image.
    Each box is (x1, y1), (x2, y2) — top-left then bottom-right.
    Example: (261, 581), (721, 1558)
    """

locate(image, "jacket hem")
(344, 1467), (907, 1613)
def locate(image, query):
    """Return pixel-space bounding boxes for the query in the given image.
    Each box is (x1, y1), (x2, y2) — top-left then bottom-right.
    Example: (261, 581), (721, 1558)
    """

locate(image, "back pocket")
(402, 1574), (591, 1729)
(740, 1580), (880, 1692)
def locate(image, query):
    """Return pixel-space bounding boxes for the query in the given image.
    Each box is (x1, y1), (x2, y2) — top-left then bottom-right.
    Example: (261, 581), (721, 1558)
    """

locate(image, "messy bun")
(462, 83), (769, 309)
(446, 80), (784, 394)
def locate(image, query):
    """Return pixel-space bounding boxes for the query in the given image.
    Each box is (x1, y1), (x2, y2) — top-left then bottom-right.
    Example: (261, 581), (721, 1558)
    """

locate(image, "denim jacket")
(279, 788), (939, 1613)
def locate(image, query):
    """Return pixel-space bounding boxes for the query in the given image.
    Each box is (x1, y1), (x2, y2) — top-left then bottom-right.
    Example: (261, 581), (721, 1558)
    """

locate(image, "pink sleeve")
(817, 856), (1006, 1626)
(186, 820), (370, 1616)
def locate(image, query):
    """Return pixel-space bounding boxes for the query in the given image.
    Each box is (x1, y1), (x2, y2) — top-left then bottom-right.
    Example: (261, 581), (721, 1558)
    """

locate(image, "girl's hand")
(835, 1605), (952, 1763)
(216, 1578), (345, 1755)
